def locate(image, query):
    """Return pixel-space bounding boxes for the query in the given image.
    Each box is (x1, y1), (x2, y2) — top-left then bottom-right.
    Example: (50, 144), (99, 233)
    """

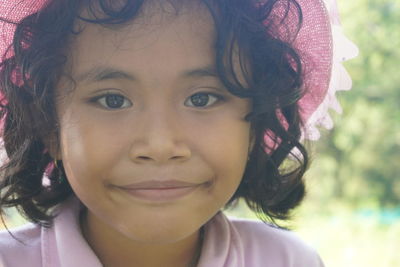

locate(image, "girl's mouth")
(114, 180), (205, 202)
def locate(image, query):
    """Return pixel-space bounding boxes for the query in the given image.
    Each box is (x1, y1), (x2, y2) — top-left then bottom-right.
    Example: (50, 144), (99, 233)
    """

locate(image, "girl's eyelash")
(88, 92), (132, 110)
(87, 90), (226, 110)
(185, 92), (225, 108)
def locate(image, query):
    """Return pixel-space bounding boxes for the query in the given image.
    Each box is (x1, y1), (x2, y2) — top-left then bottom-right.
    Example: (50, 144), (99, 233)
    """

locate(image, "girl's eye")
(185, 92), (223, 108)
(93, 93), (132, 109)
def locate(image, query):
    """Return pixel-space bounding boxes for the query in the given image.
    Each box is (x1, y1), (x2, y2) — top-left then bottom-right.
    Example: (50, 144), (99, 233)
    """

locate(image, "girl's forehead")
(76, 0), (212, 38)
(64, 0), (218, 85)
(72, 1), (214, 54)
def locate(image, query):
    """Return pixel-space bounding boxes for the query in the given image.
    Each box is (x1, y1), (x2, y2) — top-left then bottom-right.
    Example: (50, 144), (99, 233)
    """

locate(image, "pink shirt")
(0, 198), (324, 267)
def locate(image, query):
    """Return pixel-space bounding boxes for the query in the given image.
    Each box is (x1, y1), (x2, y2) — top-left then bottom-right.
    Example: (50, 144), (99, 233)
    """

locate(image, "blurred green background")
(2, 0), (399, 266)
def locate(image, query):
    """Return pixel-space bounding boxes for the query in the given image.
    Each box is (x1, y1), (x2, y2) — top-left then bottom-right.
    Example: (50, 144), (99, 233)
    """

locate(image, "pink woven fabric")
(295, 0), (332, 126)
(0, 1), (45, 60)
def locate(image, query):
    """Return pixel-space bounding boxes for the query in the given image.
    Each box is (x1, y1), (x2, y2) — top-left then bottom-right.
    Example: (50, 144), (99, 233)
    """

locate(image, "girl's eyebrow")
(75, 65), (219, 83)
(75, 66), (136, 83)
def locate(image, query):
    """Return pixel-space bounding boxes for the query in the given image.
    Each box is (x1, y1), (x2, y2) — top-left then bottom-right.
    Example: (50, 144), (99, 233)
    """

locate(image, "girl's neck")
(80, 209), (203, 267)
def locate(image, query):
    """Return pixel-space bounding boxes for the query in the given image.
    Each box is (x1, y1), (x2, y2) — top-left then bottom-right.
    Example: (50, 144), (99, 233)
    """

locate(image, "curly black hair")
(0, 0), (307, 227)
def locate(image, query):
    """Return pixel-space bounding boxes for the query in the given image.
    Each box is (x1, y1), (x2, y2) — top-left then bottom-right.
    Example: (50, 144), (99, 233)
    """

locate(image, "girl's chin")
(84, 210), (201, 245)
(116, 224), (200, 245)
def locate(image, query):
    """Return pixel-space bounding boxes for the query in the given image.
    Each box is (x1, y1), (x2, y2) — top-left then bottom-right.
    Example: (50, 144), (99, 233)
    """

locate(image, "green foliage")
(295, 207), (400, 267)
(307, 0), (400, 209)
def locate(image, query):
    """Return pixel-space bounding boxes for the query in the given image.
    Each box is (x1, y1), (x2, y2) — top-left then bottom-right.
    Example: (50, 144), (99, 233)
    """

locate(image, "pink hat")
(262, 0), (358, 140)
(292, 0), (358, 140)
(0, 0), (358, 140)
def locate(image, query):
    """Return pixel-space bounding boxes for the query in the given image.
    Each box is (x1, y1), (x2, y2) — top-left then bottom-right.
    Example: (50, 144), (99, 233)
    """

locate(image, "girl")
(0, 0), (357, 266)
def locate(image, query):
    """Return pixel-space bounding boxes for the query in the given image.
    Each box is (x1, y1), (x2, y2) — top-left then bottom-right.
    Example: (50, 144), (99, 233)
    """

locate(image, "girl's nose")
(128, 110), (191, 164)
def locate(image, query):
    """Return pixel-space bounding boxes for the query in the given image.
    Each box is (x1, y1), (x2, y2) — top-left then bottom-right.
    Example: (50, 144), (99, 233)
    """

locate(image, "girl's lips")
(114, 180), (204, 202)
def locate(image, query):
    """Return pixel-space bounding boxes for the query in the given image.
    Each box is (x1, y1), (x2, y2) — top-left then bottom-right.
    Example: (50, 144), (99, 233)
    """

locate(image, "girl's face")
(56, 2), (251, 245)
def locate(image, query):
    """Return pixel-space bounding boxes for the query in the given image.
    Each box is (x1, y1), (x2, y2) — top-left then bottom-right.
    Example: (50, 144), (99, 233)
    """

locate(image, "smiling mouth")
(114, 180), (205, 202)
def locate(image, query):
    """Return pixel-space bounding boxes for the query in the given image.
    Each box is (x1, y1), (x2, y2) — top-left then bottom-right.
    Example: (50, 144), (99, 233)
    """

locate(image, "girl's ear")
(248, 130), (256, 154)
(42, 130), (62, 160)
(29, 101), (62, 160)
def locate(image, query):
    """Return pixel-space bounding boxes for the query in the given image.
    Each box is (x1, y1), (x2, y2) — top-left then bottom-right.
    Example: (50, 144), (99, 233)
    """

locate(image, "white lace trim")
(302, 0), (359, 141)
